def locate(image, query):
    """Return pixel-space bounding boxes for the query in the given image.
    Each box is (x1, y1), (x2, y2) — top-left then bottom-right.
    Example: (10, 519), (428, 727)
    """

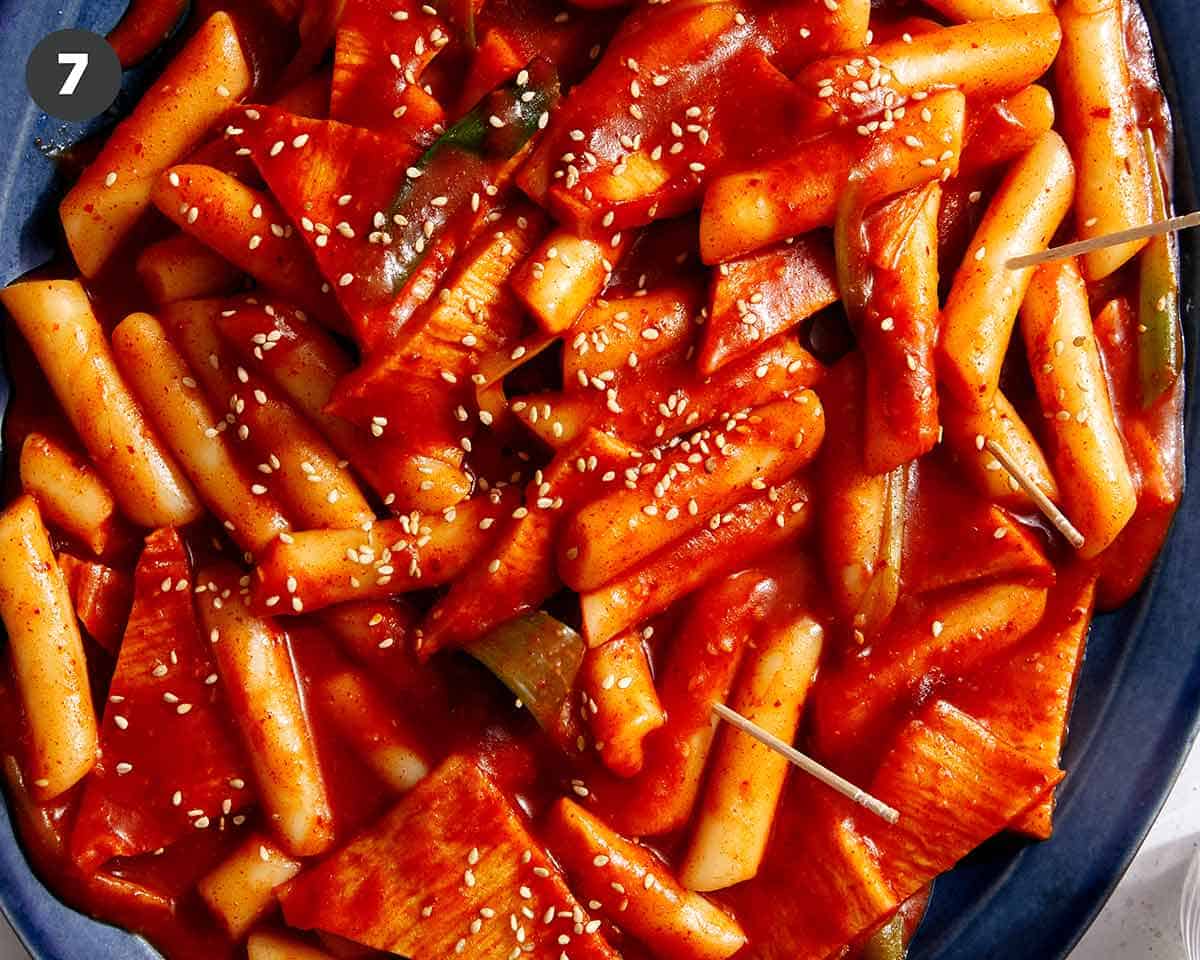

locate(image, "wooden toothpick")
(1006, 211), (1200, 270)
(985, 439), (1085, 549)
(712, 702), (900, 825)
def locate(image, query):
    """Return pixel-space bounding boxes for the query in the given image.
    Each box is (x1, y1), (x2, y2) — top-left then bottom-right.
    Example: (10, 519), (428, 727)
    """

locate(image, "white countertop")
(1073, 737), (1200, 959)
(0, 743), (1195, 959)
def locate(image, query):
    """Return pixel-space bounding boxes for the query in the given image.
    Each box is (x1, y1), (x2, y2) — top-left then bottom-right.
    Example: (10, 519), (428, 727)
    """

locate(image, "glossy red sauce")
(0, 0), (1184, 958)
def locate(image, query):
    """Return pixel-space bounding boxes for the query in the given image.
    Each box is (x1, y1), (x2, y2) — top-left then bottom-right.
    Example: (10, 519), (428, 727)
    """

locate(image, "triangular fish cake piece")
(948, 566), (1096, 838)
(324, 208), (543, 508)
(730, 699), (1060, 959)
(725, 784), (898, 960)
(244, 64), (559, 353)
(458, 0), (621, 111)
(808, 579), (1050, 768)
(701, 234), (838, 376)
(332, 0), (448, 135)
(904, 452), (1055, 595)
(866, 700), (1063, 898)
(236, 105), (423, 346)
(71, 529), (253, 871)
(58, 554), (133, 654)
(280, 755), (619, 959)
(329, 204), (541, 434)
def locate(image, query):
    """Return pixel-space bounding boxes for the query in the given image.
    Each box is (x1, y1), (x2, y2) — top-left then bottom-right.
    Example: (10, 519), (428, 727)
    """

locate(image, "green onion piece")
(464, 0), (477, 49)
(857, 460), (912, 635)
(862, 914), (907, 960)
(380, 60), (559, 296)
(1137, 127), (1182, 408)
(413, 58), (557, 166)
(469, 612), (585, 748)
(833, 183), (874, 328)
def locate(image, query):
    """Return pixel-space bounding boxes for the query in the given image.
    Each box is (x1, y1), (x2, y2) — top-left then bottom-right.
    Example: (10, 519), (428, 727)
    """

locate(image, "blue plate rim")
(0, 1), (1199, 958)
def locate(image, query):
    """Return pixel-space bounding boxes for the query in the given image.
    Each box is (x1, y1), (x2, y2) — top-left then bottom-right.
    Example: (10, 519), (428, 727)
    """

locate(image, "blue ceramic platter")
(1, 1), (1199, 958)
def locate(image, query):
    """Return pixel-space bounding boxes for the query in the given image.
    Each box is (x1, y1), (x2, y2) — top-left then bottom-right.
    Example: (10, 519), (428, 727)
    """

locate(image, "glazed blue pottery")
(0, 0), (1198, 957)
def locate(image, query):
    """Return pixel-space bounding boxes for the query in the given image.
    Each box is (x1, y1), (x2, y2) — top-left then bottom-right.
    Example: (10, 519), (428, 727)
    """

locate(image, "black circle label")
(25, 29), (122, 123)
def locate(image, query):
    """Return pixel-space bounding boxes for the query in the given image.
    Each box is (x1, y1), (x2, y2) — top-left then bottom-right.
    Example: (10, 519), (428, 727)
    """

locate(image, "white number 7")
(57, 52), (89, 96)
